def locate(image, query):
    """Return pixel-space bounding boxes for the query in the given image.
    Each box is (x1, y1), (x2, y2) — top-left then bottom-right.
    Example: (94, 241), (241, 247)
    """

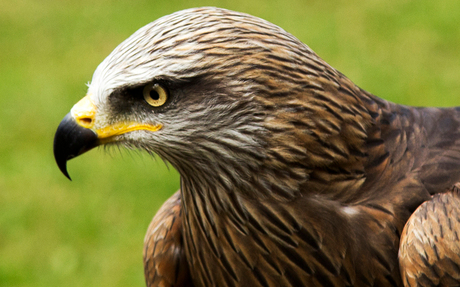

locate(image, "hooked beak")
(53, 113), (98, 180)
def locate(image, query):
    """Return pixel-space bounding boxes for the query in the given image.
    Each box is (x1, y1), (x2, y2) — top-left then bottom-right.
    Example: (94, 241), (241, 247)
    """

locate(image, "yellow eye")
(143, 83), (168, 107)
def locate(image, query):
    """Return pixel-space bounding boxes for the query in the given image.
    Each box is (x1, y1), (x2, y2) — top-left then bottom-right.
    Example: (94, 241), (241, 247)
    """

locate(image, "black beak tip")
(56, 155), (72, 181)
(53, 113), (98, 180)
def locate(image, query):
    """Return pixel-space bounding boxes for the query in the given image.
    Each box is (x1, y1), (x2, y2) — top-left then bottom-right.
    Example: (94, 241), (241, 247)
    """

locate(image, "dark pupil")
(149, 89), (160, 101)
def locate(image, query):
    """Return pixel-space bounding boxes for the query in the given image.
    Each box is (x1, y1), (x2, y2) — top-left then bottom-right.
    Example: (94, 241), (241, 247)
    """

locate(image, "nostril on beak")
(80, 117), (92, 125)
(76, 116), (94, 128)
(71, 94), (97, 129)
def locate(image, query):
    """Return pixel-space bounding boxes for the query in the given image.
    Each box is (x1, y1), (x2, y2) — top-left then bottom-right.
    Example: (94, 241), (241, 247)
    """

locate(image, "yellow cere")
(71, 94), (97, 129)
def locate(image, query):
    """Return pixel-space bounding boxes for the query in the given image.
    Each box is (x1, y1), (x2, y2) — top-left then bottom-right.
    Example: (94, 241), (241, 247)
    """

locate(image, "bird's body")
(53, 7), (460, 287)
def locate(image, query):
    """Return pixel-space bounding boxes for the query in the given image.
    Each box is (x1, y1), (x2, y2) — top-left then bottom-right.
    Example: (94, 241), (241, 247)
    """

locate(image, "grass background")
(1, 0), (459, 286)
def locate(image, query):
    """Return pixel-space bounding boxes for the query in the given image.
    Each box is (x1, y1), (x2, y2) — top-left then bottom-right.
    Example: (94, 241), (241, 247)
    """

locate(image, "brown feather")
(399, 183), (460, 286)
(143, 191), (192, 287)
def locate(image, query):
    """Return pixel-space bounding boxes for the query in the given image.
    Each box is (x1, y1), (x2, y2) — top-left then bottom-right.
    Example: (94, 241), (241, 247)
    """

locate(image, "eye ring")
(143, 83), (168, 107)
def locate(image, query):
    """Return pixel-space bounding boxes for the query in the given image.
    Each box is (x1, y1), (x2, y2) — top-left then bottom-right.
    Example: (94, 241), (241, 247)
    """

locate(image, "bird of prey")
(53, 7), (460, 287)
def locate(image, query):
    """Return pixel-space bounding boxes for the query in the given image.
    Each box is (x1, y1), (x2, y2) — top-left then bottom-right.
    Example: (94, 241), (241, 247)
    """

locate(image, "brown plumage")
(399, 183), (460, 286)
(144, 191), (192, 287)
(53, 7), (460, 287)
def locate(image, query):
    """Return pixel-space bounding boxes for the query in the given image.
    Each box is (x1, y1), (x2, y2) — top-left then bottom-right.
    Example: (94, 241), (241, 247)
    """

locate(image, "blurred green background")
(1, 0), (459, 286)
